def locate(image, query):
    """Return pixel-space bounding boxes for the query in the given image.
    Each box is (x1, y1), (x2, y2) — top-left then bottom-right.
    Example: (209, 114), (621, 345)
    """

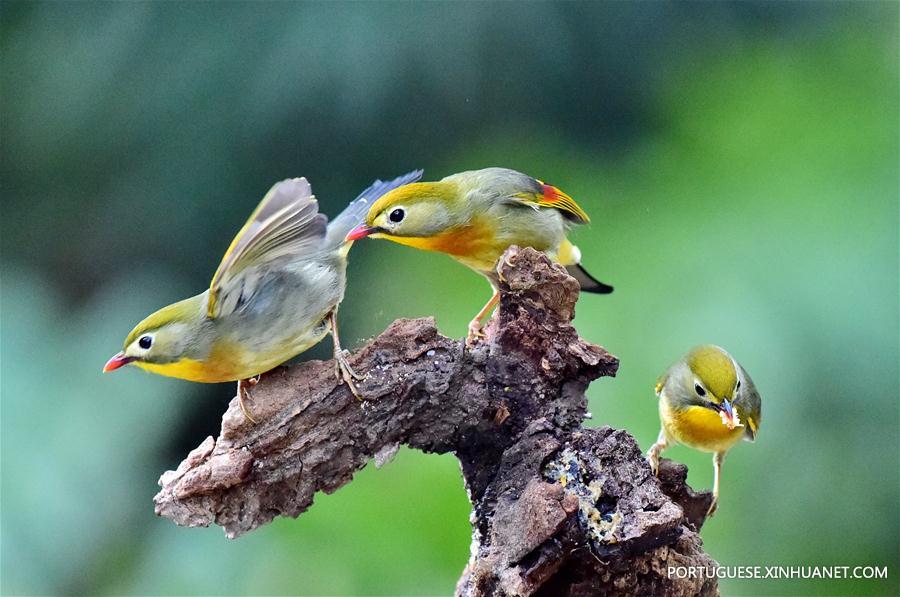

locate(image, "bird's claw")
(646, 444), (662, 476)
(466, 320), (486, 347)
(237, 379), (259, 425)
(497, 256), (515, 283)
(338, 350), (365, 380)
(334, 352), (365, 399)
(706, 497), (719, 518)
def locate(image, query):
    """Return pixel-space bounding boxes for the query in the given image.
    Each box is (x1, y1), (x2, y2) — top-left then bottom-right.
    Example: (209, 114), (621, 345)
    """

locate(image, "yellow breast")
(133, 340), (255, 383)
(660, 398), (744, 453)
(135, 358), (231, 383)
(132, 328), (331, 383)
(375, 217), (506, 273)
(375, 216), (570, 277)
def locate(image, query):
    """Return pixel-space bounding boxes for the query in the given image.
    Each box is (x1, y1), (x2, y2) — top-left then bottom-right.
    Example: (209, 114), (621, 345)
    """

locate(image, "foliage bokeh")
(2, 2), (897, 595)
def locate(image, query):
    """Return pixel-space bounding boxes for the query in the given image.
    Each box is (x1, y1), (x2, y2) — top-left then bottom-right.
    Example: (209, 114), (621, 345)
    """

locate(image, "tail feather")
(565, 264), (614, 294)
(325, 169), (424, 248)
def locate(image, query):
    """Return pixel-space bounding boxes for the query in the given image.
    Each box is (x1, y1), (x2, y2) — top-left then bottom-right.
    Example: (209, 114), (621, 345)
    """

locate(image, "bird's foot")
(646, 447), (661, 476)
(647, 453), (659, 477)
(337, 350), (364, 381)
(237, 377), (260, 424)
(497, 255), (516, 284)
(334, 350), (364, 399)
(706, 495), (719, 518)
(466, 320), (486, 347)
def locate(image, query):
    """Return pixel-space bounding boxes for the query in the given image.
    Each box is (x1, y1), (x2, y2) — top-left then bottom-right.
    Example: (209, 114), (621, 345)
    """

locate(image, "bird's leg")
(329, 309), (363, 399)
(646, 428), (670, 476)
(236, 376), (260, 424)
(707, 451), (726, 517)
(466, 290), (500, 346)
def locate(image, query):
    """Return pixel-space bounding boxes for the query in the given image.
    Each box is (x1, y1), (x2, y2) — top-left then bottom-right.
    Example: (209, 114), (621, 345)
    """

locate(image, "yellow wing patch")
(654, 372), (668, 396)
(745, 415), (759, 440)
(515, 181), (590, 224)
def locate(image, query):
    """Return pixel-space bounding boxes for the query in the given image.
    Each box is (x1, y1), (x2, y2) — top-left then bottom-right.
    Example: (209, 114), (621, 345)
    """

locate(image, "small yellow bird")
(346, 167), (613, 342)
(103, 171), (422, 421)
(647, 345), (761, 516)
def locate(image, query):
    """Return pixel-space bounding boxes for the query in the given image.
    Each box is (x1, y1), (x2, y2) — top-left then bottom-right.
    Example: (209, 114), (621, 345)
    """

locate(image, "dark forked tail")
(565, 264), (614, 294)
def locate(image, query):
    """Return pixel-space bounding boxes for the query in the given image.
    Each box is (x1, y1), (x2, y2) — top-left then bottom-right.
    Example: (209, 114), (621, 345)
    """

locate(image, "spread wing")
(207, 177), (327, 318)
(513, 178), (591, 224)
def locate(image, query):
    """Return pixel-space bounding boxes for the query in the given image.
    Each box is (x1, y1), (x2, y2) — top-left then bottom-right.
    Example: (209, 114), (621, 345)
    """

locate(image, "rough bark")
(155, 247), (719, 596)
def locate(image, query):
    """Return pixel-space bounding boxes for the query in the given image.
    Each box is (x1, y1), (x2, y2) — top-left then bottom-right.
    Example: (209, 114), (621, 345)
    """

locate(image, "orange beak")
(103, 352), (134, 373)
(346, 224), (377, 241)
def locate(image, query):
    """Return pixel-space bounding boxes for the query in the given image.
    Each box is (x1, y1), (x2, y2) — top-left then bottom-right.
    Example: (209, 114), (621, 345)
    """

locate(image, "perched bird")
(103, 171), (422, 422)
(646, 345), (761, 516)
(346, 167), (613, 343)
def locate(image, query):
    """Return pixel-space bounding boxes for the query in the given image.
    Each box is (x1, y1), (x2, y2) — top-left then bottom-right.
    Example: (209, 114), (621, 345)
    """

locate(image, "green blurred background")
(2, 2), (897, 595)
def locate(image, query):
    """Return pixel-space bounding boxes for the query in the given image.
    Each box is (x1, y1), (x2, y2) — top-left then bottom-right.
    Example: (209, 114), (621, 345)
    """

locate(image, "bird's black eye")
(736, 380), (741, 390)
(694, 383), (706, 397)
(388, 208), (405, 223)
(139, 335), (152, 350)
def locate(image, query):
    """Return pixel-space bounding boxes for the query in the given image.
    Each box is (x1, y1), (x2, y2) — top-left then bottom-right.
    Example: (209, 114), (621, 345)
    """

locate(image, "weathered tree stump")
(155, 247), (718, 596)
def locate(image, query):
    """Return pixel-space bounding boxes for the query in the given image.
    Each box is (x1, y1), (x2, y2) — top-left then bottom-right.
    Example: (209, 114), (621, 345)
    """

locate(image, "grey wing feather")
(208, 177), (327, 318)
(735, 363), (762, 441)
(324, 169), (424, 248)
(444, 167), (539, 200)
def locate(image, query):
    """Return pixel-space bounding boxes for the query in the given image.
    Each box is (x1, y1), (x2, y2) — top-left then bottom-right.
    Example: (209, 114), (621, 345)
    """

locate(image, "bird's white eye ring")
(388, 207), (405, 223)
(694, 383), (706, 397)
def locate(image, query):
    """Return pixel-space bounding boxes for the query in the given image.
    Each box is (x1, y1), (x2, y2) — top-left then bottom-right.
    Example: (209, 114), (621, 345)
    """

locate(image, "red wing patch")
(522, 180), (590, 224)
(541, 183), (561, 202)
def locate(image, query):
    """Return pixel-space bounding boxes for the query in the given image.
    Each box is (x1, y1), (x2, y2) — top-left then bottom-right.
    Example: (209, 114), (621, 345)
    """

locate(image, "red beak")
(103, 352), (135, 373)
(717, 398), (743, 430)
(345, 224), (376, 241)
